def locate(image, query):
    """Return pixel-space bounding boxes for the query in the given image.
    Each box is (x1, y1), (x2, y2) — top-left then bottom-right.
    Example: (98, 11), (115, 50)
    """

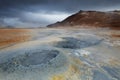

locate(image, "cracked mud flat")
(0, 28), (120, 80)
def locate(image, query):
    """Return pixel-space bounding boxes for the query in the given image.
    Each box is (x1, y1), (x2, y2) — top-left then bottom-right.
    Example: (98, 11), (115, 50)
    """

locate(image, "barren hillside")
(47, 10), (120, 29)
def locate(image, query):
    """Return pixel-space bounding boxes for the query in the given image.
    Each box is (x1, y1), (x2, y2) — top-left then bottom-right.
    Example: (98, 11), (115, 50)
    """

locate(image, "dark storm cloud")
(0, 0), (120, 12)
(0, 0), (120, 28)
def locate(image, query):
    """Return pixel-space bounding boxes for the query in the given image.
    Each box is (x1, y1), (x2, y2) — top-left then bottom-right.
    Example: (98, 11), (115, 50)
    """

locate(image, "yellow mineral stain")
(109, 58), (120, 66)
(72, 58), (83, 65)
(51, 64), (81, 80)
(51, 75), (65, 80)
(50, 52), (83, 80)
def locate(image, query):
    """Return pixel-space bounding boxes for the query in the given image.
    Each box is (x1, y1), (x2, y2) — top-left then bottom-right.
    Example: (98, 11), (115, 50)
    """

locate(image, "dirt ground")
(0, 28), (120, 80)
(0, 29), (33, 49)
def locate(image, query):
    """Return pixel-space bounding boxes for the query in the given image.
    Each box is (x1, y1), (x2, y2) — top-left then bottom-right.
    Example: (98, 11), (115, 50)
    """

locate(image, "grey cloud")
(0, 0), (120, 28)
(1, 17), (45, 28)
(1, 0), (120, 13)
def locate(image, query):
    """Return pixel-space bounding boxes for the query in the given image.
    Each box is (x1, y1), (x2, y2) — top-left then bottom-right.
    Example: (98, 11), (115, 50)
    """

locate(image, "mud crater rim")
(18, 50), (60, 66)
(55, 37), (102, 49)
(0, 49), (60, 70)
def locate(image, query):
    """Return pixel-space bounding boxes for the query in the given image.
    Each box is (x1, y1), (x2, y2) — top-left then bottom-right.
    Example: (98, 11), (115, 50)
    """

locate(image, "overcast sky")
(0, 0), (120, 28)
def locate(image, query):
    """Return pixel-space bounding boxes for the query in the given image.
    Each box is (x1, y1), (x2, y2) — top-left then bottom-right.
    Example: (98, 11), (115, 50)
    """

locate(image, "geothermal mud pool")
(0, 28), (120, 80)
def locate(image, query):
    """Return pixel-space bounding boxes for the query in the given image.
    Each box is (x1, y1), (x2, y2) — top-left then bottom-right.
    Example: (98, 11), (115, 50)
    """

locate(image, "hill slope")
(47, 10), (120, 29)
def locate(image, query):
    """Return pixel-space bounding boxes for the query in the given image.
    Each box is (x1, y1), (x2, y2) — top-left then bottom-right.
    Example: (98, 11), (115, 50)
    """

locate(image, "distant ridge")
(47, 10), (120, 29)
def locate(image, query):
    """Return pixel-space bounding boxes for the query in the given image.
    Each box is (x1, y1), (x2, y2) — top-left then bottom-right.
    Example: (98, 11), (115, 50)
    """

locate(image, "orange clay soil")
(0, 29), (32, 49)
